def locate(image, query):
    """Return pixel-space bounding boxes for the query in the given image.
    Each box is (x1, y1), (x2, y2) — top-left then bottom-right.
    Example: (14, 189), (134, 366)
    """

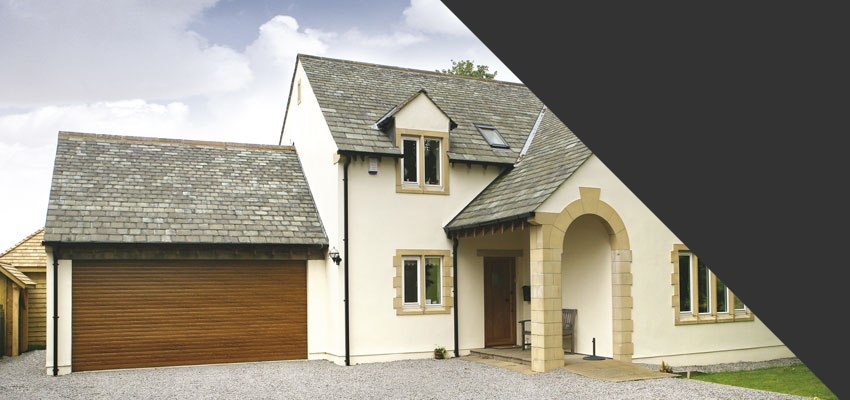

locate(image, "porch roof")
(0, 261), (36, 288)
(445, 108), (592, 232)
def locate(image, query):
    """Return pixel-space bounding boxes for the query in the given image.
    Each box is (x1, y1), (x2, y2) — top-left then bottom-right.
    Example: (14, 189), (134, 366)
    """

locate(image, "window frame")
(475, 124), (509, 148)
(697, 256), (711, 315)
(401, 137), (420, 186)
(394, 128), (450, 195)
(671, 244), (753, 325)
(678, 252), (693, 315)
(401, 256), (421, 308)
(424, 256), (442, 307)
(394, 250), (453, 315)
(423, 138), (442, 188)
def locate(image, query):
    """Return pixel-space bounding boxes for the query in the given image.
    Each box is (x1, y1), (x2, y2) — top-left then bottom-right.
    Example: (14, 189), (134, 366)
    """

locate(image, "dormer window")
(396, 131), (449, 195)
(476, 125), (509, 148)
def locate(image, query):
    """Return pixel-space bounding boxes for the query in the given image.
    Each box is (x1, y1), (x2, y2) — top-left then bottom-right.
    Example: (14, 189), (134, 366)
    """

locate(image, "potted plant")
(434, 345), (447, 359)
(659, 361), (674, 373)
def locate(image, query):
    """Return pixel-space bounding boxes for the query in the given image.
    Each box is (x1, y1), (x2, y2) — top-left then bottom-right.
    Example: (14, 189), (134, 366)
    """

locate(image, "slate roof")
(44, 132), (328, 246)
(446, 108), (593, 230)
(0, 261), (36, 287)
(294, 55), (544, 164)
(0, 228), (46, 268)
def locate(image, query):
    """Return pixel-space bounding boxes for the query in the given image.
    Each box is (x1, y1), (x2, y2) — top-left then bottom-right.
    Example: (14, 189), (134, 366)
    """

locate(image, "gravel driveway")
(1, 350), (803, 399)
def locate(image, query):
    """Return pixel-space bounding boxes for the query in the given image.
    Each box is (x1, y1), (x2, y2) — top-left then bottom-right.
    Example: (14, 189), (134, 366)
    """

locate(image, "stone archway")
(528, 187), (632, 372)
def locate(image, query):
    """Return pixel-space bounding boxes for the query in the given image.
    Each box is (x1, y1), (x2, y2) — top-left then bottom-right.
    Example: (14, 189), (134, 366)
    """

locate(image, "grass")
(689, 364), (836, 399)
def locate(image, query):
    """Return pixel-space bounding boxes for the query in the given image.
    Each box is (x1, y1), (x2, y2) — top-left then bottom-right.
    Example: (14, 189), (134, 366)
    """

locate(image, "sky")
(0, 0), (518, 250)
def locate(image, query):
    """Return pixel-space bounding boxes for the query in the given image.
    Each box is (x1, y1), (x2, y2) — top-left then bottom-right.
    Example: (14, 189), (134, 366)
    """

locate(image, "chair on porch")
(518, 309), (577, 353)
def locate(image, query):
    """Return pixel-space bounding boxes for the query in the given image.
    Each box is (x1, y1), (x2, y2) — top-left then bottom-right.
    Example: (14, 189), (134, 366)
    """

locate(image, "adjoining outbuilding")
(43, 132), (328, 374)
(1, 261), (36, 357)
(1, 228), (48, 349)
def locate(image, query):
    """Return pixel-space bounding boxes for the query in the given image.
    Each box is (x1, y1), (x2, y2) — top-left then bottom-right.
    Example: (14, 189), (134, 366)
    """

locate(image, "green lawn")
(690, 364), (836, 399)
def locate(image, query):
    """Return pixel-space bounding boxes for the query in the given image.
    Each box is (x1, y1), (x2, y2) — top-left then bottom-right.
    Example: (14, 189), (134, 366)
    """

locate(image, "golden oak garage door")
(72, 260), (306, 371)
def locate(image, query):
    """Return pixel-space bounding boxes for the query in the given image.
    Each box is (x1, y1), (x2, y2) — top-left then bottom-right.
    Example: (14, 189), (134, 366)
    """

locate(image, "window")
(424, 257), (442, 305)
(395, 129), (449, 194)
(697, 257), (710, 314)
(671, 244), (751, 324)
(402, 256), (420, 307)
(393, 250), (453, 315)
(734, 295), (746, 313)
(678, 253), (692, 314)
(716, 277), (729, 314)
(297, 79), (301, 105)
(423, 139), (440, 186)
(402, 138), (418, 184)
(476, 125), (509, 148)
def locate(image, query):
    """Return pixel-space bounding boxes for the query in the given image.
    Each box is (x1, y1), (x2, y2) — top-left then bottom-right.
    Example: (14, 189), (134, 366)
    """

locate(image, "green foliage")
(434, 345), (447, 358)
(691, 365), (836, 399)
(437, 60), (497, 80)
(659, 361), (674, 373)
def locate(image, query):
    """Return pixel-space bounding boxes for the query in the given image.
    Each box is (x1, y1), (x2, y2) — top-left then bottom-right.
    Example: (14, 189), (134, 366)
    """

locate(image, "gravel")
(636, 357), (803, 373)
(1, 351), (804, 399)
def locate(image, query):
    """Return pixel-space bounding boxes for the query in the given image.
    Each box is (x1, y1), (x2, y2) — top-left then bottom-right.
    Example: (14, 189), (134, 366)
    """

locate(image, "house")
(0, 228), (48, 349)
(278, 55), (791, 372)
(1, 261), (36, 357)
(43, 55), (792, 375)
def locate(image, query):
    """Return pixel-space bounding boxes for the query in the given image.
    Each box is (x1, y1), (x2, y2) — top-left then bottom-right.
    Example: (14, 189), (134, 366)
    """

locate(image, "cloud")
(0, 0), (252, 107)
(402, 0), (474, 37)
(0, 4), (518, 248)
(340, 28), (427, 48)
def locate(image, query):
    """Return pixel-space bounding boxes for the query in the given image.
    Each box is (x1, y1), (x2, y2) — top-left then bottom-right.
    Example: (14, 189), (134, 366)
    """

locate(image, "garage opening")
(71, 260), (306, 371)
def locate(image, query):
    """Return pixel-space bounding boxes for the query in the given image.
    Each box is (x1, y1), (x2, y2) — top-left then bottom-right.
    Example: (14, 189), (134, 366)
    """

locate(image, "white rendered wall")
(538, 155), (792, 365)
(280, 60), (342, 360)
(561, 215), (613, 357)
(44, 248), (72, 375)
(345, 157), (503, 362)
(393, 93), (451, 132)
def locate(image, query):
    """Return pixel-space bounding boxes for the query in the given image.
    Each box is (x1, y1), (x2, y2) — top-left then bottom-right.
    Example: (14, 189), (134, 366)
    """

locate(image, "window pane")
(698, 258), (709, 313)
(678, 254), (691, 312)
(478, 126), (508, 147)
(425, 257), (441, 305)
(403, 259), (418, 304)
(734, 295), (745, 311)
(716, 278), (728, 313)
(424, 139), (440, 185)
(403, 139), (417, 183)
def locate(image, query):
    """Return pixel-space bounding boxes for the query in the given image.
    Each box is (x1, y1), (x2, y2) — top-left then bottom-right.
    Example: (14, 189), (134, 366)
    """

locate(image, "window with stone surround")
(671, 244), (752, 325)
(393, 250), (452, 315)
(395, 129), (449, 195)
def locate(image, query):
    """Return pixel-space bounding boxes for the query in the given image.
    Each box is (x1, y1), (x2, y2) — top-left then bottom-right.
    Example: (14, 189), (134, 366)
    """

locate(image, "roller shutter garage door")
(72, 260), (306, 371)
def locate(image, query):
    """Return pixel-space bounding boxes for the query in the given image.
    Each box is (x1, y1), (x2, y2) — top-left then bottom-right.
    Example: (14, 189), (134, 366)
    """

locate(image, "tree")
(436, 59), (497, 80)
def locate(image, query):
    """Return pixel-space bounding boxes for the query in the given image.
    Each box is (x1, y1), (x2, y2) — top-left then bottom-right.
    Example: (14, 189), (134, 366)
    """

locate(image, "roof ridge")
(58, 131), (296, 152)
(0, 227), (44, 259)
(297, 54), (526, 87)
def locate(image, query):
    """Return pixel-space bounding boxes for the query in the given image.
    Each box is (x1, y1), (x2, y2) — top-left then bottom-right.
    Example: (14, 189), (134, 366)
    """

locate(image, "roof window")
(476, 125), (509, 148)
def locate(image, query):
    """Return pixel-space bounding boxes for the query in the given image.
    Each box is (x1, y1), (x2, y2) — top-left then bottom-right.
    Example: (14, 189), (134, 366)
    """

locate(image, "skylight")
(476, 125), (509, 148)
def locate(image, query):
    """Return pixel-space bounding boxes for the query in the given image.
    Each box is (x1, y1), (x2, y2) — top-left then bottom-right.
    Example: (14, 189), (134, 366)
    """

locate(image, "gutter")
(343, 155), (351, 366)
(452, 238), (459, 357)
(51, 247), (59, 377)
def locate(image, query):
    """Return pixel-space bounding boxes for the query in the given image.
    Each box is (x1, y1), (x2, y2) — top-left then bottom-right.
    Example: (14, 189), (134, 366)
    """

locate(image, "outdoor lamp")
(329, 247), (342, 265)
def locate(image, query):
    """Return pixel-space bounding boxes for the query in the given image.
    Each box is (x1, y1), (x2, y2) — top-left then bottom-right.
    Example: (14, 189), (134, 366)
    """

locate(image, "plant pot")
(434, 352), (445, 359)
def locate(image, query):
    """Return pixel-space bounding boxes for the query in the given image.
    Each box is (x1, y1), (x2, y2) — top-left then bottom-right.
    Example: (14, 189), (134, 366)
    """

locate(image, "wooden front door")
(484, 257), (516, 347)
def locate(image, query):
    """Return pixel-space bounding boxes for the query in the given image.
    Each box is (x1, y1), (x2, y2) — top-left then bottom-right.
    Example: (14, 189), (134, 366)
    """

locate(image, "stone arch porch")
(527, 187), (632, 372)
